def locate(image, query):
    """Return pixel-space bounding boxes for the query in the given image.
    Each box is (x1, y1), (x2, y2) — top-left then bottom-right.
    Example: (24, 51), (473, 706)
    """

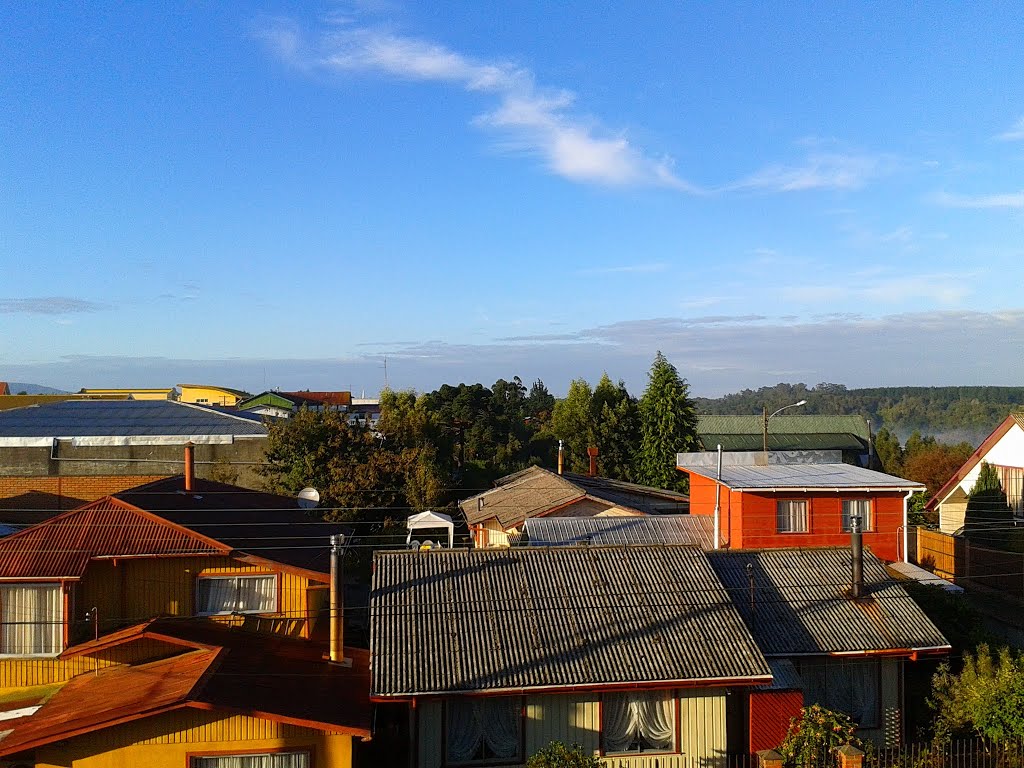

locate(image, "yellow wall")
(0, 556), (325, 693)
(34, 710), (354, 768)
(178, 386), (246, 406)
(79, 389), (175, 401)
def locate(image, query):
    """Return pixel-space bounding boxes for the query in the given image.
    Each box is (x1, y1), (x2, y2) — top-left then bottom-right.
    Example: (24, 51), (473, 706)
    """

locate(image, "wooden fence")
(912, 527), (1024, 599)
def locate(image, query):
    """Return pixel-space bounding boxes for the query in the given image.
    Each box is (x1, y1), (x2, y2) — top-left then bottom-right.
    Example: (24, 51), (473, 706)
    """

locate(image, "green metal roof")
(696, 415), (870, 452)
(701, 432), (868, 451)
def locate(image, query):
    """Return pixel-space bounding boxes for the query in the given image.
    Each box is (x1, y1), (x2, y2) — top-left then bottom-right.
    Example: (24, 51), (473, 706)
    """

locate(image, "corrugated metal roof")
(0, 497), (228, 578)
(707, 548), (950, 655)
(698, 415), (871, 440)
(679, 461), (925, 490)
(0, 400), (267, 441)
(461, 466), (688, 528)
(370, 544), (770, 697)
(702, 433), (868, 452)
(523, 515), (714, 549)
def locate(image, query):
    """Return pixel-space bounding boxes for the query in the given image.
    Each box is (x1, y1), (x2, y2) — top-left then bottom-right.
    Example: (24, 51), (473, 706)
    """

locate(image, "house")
(697, 414), (873, 466)
(460, 465), (689, 548)
(0, 400), (269, 514)
(238, 390), (354, 419)
(677, 452), (925, 562)
(78, 386), (177, 400)
(178, 383), (251, 406)
(0, 618), (370, 767)
(370, 544), (771, 767)
(707, 547), (950, 749)
(926, 413), (1024, 533)
(0, 475), (369, 767)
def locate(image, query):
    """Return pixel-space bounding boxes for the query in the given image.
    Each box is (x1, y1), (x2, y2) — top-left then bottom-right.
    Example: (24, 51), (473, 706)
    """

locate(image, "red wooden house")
(678, 454), (925, 562)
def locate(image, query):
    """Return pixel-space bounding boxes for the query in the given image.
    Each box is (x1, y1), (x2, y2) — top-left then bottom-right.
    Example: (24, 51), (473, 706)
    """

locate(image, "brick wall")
(0, 475), (169, 512)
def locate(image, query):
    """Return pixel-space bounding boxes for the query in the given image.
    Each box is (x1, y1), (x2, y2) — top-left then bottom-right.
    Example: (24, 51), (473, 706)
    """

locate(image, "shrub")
(526, 741), (602, 768)
(779, 704), (864, 768)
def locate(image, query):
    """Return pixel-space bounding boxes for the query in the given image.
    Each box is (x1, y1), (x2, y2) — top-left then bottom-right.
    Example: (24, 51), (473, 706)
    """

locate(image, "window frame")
(195, 573), (279, 617)
(776, 499), (810, 534)
(841, 498), (874, 532)
(186, 747), (312, 768)
(442, 696), (524, 766)
(0, 581), (64, 658)
(599, 689), (680, 756)
(797, 658), (882, 731)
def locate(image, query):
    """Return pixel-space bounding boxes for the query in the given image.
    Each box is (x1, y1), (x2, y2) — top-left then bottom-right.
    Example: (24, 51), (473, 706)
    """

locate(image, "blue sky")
(2, 2), (1024, 396)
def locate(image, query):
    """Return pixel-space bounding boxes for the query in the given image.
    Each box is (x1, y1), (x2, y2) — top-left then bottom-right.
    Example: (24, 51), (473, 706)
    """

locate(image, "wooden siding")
(916, 528), (958, 579)
(34, 710), (353, 768)
(417, 689), (730, 768)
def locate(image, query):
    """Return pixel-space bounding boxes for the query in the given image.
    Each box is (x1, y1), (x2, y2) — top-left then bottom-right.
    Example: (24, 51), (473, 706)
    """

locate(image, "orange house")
(678, 455), (925, 562)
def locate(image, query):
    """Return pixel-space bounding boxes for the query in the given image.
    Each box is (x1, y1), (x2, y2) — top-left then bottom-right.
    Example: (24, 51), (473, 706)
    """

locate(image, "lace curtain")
(0, 583), (61, 655)
(191, 752), (309, 768)
(446, 697), (521, 764)
(197, 576), (276, 614)
(603, 690), (675, 753)
(776, 500), (808, 533)
(842, 499), (872, 531)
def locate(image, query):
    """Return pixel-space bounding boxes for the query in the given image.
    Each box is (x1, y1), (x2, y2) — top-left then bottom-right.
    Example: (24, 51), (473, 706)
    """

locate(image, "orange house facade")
(678, 454), (925, 562)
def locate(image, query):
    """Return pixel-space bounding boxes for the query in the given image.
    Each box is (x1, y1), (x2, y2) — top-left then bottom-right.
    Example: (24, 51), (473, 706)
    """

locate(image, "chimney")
(850, 514), (864, 598)
(557, 440), (564, 475)
(329, 534), (348, 664)
(587, 446), (598, 477)
(183, 442), (195, 491)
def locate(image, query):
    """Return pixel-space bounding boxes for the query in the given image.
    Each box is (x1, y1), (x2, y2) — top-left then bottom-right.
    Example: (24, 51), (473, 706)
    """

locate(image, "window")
(995, 465), (1024, 514)
(776, 500), (808, 533)
(0, 583), (62, 656)
(602, 690), (676, 754)
(197, 575), (277, 615)
(191, 752), (309, 768)
(799, 659), (880, 729)
(842, 499), (873, 532)
(445, 697), (521, 764)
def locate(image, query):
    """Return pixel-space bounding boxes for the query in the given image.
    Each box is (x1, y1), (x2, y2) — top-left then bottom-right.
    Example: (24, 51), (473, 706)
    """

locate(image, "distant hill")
(4, 382), (69, 395)
(693, 383), (1024, 447)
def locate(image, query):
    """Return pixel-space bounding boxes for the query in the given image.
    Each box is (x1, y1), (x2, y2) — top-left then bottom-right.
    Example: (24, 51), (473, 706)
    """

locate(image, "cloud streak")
(0, 297), (108, 315)
(935, 190), (1024, 210)
(258, 19), (698, 191)
(724, 151), (889, 192)
(997, 116), (1024, 141)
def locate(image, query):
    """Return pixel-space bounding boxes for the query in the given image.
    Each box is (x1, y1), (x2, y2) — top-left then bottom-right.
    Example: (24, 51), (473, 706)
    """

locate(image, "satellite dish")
(297, 487), (320, 510)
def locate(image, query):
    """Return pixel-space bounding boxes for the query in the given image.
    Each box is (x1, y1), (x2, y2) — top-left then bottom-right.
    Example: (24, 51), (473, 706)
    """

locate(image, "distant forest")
(694, 383), (1024, 445)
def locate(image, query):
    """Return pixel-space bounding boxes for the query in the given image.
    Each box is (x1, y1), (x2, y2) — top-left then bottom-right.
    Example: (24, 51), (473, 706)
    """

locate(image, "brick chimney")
(587, 446), (598, 477)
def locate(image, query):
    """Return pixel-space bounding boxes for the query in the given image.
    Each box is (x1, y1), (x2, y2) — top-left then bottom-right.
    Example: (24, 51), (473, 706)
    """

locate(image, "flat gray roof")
(678, 460), (924, 491)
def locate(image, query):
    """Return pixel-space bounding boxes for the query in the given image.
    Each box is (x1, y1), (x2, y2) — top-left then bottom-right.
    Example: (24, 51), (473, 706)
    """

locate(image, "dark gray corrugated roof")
(370, 544), (770, 697)
(679, 461), (924, 491)
(0, 400), (266, 442)
(523, 515), (714, 549)
(707, 548), (950, 656)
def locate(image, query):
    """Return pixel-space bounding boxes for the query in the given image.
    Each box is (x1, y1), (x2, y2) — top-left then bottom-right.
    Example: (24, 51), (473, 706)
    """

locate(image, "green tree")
(525, 378), (556, 422)
(551, 378), (595, 474)
(593, 377), (640, 482)
(963, 462), (1013, 545)
(873, 427), (903, 475)
(526, 741), (601, 768)
(779, 704), (863, 768)
(931, 644), (1024, 742)
(636, 352), (697, 491)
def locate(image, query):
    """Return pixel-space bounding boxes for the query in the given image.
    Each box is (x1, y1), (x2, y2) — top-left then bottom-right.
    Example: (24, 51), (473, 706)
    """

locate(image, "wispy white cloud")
(258, 19), (698, 191)
(0, 297), (109, 315)
(997, 116), (1024, 141)
(934, 190), (1024, 210)
(724, 151), (891, 193)
(577, 262), (669, 276)
(781, 271), (972, 305)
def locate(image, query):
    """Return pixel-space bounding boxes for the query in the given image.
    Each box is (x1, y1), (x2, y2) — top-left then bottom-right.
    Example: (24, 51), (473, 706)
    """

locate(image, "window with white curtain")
(799, 659), (880, 729)
(842, 499), (873, 532)
(776, 500), (809, 533)
(196, 575), (277, 615)
(445, 697), (521, 765)
(0, 583), (62, 656)
(190, 752), (309, 768)
(602, 690), (676, 754)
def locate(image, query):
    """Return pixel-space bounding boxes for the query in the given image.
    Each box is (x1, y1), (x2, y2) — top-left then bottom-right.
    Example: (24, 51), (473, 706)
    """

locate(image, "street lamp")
(762, 399), (808, 458)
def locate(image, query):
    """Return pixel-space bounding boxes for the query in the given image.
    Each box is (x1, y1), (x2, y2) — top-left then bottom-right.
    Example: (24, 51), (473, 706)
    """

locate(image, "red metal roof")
(0, 648), (222, 755)
(279, 390), (352, 406)
(0, 497), (229, 579)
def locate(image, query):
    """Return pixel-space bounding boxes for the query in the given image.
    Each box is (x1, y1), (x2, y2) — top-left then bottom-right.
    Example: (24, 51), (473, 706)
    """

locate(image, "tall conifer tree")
(637, 351), (698, 490)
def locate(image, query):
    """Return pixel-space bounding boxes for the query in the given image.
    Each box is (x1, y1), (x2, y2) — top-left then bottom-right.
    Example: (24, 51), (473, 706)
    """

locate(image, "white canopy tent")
(406, 510), (454, 549)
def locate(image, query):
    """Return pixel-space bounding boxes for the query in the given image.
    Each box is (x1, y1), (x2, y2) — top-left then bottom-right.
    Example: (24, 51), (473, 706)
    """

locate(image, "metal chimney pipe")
(330, 533), (345, 663)
(746, 562), (756, 623)
(557, 440), (564, 475)
(851, 514), (864, 598)
(587, 446), (598, 477)
(183, 442), (195, 491)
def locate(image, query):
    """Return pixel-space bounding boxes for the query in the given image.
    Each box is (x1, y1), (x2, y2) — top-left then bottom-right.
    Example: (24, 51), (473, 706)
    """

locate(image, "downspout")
(902, 489), (916, 564)
(713, 444), (723, 550)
